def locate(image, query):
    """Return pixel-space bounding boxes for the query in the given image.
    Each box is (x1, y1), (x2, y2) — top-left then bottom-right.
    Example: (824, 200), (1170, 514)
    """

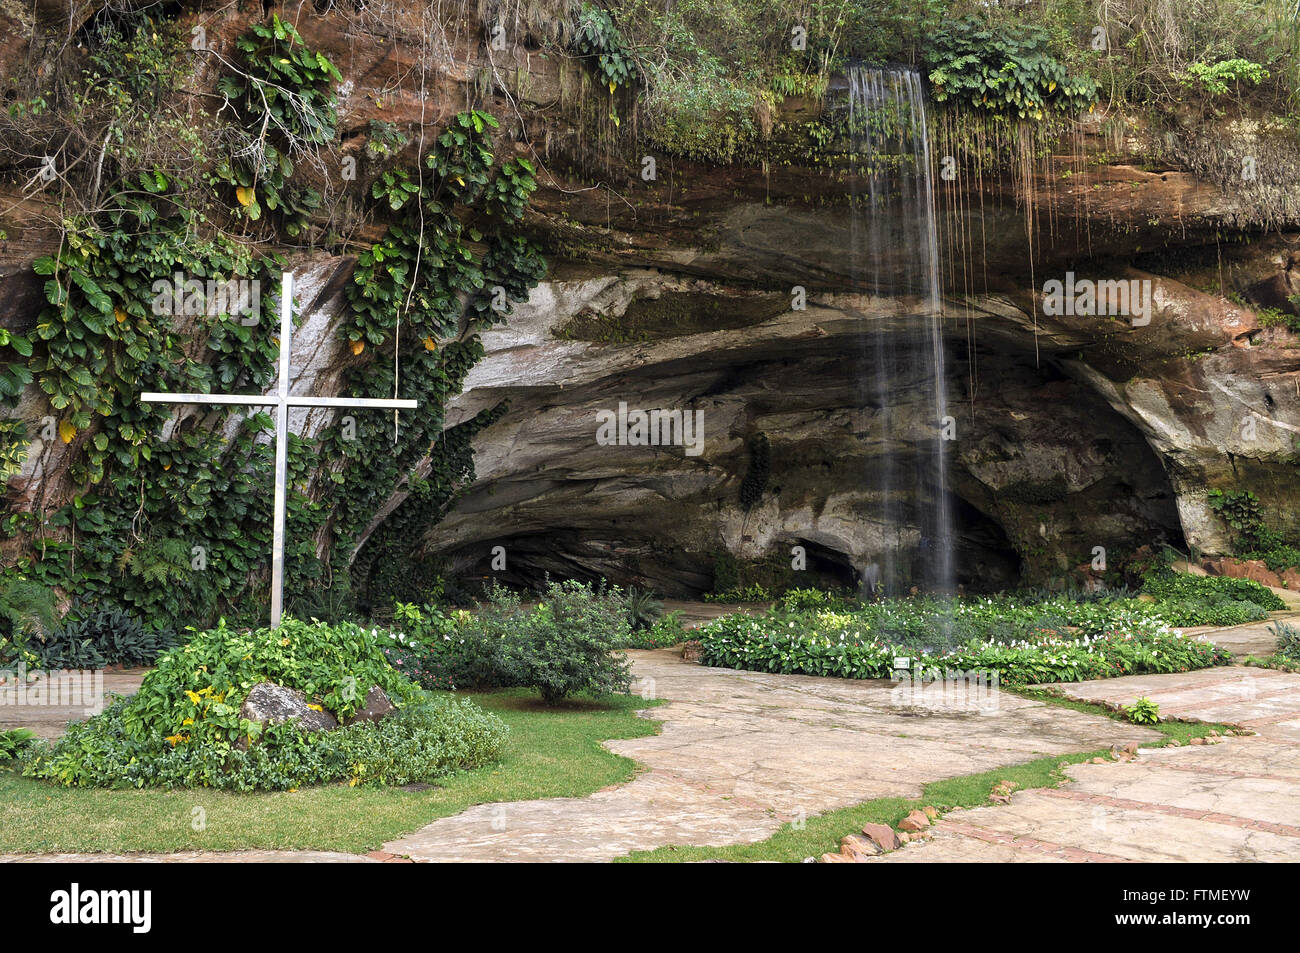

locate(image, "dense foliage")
(383, 580), (634, 703)
(36, 605), (177, 670)
(924, 17), (1098, 119)
(21, 617), (506, 790)
(0, 11), (545, 628)
(697, 598), (1228, 687)
(1140, 569), (1286, 618)
(0, 729), (36, 763)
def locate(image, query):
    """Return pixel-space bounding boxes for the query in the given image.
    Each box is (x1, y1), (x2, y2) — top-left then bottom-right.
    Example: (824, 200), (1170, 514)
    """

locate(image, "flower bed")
(21, 617), (507, 790)
(697, 599), (1230, 687)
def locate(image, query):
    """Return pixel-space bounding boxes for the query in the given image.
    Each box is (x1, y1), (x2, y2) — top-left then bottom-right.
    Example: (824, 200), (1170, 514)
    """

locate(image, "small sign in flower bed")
(21, 617), (507, 790)
(697, 598), (1230, 687)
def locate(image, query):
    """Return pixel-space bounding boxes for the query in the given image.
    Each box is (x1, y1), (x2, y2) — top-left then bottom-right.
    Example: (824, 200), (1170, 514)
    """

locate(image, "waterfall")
(847, 66), (954, 596)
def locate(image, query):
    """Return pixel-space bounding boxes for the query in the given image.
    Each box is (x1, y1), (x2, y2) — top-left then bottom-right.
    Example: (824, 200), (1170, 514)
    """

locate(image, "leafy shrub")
(618, 610), (692, 649)
(1124, 697), (1161, 725)
(625, 587), (664, 631)
(0, 577), (57, 665)
(705, 583), (775, 603)
(0, 728), (36, 763)
(1273, 620), (1300, 665)
(1141, 570), (1285, 614)
(1182, 59), (1267, 96)
(387, 581), (636, 703)
(493, 579), (633, 704)
(38, 605), (177, 669)
(383, 603), (484, 691)
(779, 587), (858, 612)
(1241, 543), (1300, 573)
(19, 617), (496, 790)
(330, 696), (508, 787)
(573, 2), (638, 92)
(23, 694), (505, 791)
(925, 17), (1099, 120)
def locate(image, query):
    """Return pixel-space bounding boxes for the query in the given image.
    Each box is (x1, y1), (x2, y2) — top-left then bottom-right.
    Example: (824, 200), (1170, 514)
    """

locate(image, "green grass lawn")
(0, 690), (661, 855)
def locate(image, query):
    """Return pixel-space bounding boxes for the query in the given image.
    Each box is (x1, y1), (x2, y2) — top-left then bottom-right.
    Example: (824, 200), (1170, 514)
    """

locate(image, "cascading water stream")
(847, 66), (954, 596)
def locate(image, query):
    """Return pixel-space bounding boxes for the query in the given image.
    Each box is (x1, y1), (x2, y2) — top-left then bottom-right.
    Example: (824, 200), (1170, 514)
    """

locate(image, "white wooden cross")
(143, 272), (417, 627)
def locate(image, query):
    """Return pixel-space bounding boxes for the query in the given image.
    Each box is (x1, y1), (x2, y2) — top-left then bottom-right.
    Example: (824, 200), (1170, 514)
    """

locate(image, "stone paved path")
(381, 649), (1152, 862)
(869, 667), (1300, 863)
(0, 669), (147, 740)
(1178, 610), (1298, 658)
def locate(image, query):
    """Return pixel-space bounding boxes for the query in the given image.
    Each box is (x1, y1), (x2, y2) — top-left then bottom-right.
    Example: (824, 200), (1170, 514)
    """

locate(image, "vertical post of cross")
(270, 271), (292, 627)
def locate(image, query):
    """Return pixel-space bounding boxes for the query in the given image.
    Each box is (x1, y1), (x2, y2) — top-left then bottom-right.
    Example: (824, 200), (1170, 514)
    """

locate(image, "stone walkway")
(381, 649), (1151, 862)
(1179, 610), (1298, 658)
(868, 667), (1300, 863)
(0, 669), (147, 740)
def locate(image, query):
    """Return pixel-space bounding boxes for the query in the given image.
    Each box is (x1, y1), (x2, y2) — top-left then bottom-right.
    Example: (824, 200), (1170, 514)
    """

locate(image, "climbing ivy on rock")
(0, 15), (340, 628)
(1, 16), (544, 625)
(324, 109), (545, 585)
(215, 14), (342, 237)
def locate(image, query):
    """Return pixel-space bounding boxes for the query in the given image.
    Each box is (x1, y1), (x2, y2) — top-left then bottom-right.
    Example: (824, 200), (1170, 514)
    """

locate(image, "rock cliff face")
(2, 3), (1299, 596)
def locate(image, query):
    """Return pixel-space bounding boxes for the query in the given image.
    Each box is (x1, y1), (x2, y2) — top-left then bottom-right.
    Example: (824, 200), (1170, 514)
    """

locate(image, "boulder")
(343, 686), (395, 725)
(239, 682), (338, 733)
(1202, 557), (1283, 589)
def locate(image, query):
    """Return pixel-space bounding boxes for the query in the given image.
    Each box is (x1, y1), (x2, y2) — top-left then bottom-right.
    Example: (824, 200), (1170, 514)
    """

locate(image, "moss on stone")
(553, 291), (789, 342)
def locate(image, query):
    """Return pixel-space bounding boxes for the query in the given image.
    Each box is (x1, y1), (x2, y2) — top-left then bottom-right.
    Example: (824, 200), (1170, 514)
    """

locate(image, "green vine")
(0, 16), (545, 627)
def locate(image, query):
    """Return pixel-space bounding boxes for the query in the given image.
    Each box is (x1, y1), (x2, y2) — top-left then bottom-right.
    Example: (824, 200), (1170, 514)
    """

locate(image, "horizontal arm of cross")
(141, 393), (418, 410)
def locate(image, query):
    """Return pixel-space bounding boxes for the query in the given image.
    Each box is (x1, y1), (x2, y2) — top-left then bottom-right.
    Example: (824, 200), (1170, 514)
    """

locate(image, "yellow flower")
(307, 704), (323, 712)
(184, 690), (202, 704)
(181, 717), (193, 726)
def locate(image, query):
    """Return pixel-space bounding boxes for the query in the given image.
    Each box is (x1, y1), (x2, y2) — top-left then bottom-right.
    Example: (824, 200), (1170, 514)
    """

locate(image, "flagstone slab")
(1180, 612), (1298, 658)
(0, 670), (147, 741)
(866, 666), (1300, 865)
(1033, 667), (1300, 728)
(383, 649), (1154, 862)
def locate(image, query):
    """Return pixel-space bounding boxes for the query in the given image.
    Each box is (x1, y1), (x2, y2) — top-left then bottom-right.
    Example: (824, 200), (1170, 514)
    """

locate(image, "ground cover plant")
(36, 604), (178, 670)
(696, 593), (1230, 687)
(1138, 568), (1285, 625)
(21, 617), (506, 791)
